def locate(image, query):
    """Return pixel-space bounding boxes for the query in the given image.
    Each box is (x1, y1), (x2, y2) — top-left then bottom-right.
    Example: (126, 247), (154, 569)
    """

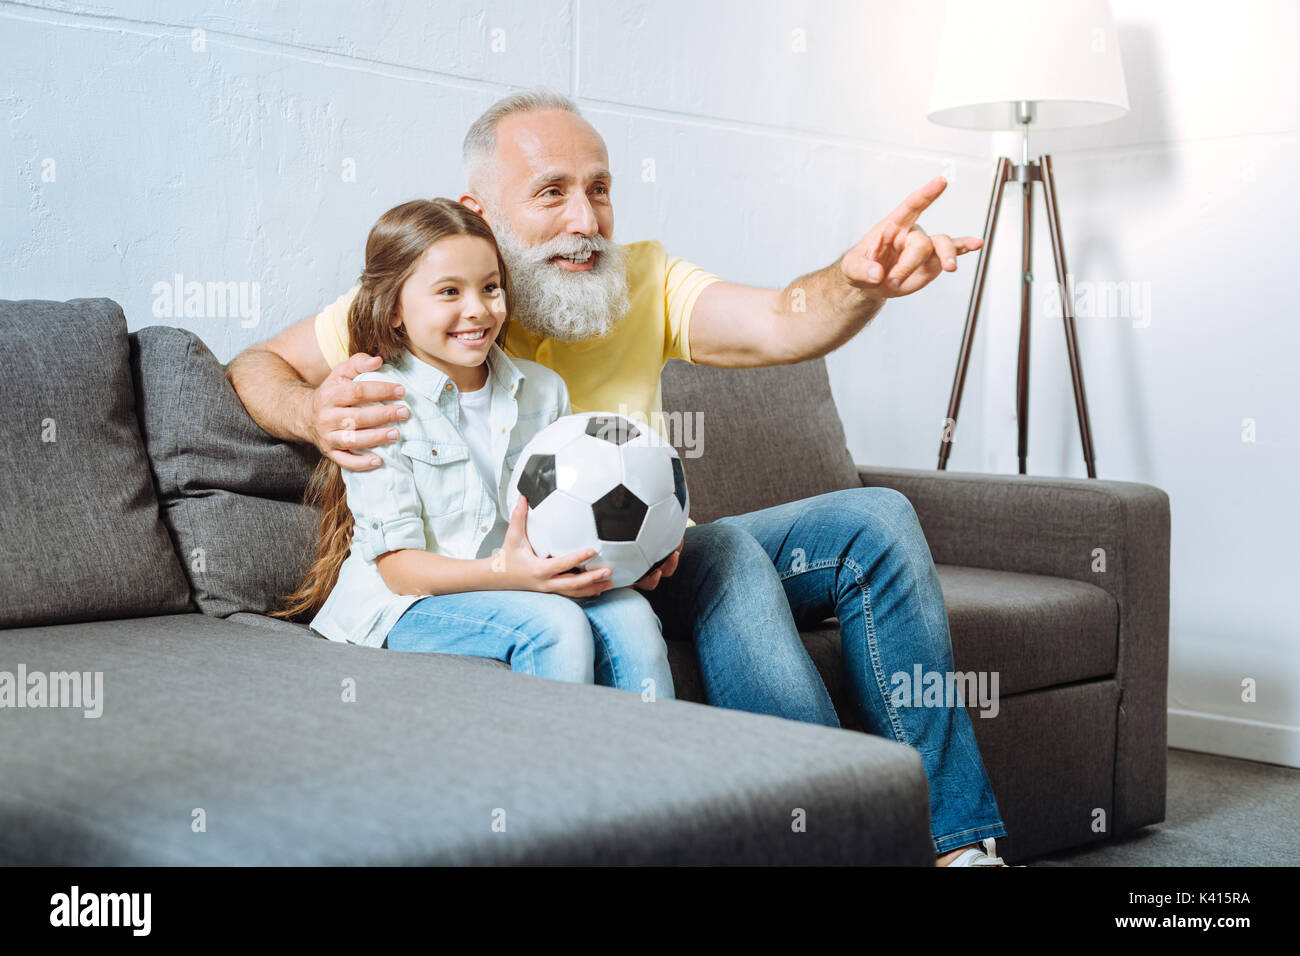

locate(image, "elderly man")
(227, 88), (1009, 866)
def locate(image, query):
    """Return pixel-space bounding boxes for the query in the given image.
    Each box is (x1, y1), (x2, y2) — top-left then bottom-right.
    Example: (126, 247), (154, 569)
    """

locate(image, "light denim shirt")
(310, 343), (570, 647)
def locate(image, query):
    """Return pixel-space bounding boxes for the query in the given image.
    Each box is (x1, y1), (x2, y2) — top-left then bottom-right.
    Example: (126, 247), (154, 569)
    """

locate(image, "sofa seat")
(0, 613), (935, 866)
(234, 563), (1117, 723)
(780, 564), (1117, 732)
(934, 565), (1118, 693)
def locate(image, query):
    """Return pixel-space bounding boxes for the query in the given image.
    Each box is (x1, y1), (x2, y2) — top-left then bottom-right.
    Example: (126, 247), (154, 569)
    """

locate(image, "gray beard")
(486, 213), (630, 343)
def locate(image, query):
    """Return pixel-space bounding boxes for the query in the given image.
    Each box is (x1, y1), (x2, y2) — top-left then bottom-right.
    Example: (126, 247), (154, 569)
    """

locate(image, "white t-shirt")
(457, 382), (497, 494)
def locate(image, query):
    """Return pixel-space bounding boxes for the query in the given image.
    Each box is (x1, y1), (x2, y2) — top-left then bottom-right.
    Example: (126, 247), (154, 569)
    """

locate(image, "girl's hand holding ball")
(496, 495), (615, 598)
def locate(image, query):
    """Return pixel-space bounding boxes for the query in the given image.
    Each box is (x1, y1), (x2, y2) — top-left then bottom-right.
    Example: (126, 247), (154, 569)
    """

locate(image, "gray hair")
(462, 87), (583, 200)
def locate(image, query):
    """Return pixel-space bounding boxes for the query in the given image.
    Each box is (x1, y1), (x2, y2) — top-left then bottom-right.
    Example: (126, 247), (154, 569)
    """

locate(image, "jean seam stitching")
(772, 555), (907, 743)
(934, 824), (1006, 852)
(776, 557), (839, 580)
(938, 824), (1004, 840)
(588, 622), (622, 690)
(843, 555), (909, 746)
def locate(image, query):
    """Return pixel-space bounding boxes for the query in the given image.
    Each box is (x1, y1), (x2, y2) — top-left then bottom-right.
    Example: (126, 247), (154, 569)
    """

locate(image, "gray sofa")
(664, 359), (1171, 863)
(0, 297), (1169, 865)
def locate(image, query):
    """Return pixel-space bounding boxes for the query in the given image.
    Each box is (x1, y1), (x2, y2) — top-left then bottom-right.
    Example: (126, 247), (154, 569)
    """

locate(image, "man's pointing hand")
(841, 176), (983, 298)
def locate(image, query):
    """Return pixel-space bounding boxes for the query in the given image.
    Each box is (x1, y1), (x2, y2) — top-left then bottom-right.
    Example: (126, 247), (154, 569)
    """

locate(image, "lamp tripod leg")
(939, 156), (1011, 470)
(1017, 175), (1033, 474)
(1040, 154), (1098, 478)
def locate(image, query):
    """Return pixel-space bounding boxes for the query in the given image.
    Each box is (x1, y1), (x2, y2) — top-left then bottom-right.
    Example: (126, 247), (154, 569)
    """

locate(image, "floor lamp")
(927, 0), (1130, 478)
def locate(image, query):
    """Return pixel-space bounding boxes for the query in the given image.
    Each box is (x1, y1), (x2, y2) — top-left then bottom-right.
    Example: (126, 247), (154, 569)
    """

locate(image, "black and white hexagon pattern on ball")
(585, 415), (640, 445)
(517, 453), (557, 508)
(636, 495), (685, 571)
(506, 413), (590, 512)
(670, 457), (689, 512)
(526, 490), (597, 560)
(504, 412), (691, 588)
(592, 483), (648, 541)
(554, 431), (623, 505)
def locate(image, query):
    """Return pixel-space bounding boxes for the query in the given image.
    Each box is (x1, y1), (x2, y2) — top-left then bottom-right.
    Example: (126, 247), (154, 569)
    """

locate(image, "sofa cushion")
(0, 613), (934, 865)
(0, 298), (193, 627)
(786, 564), (1119, 732)
(129, 326), (321, 618)
(660, 358), (859, 522)
(932, 564), (1119, 695)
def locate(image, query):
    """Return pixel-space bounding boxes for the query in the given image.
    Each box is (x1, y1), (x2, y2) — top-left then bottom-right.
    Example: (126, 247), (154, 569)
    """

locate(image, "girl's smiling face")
(393, 233), (507, 391)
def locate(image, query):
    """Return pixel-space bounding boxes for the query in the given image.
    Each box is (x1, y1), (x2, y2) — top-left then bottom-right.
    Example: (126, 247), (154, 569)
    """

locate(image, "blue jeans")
(384, 586), (675, 700)
(642, 486), (1006, 855)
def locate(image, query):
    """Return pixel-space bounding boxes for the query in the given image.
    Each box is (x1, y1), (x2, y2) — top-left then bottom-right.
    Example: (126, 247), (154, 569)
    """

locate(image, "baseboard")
(1168, 709), (1300, 769)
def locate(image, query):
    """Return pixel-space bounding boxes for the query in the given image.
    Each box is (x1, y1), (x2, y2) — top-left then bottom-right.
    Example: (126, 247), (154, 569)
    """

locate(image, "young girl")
(274, 198), (674, 699)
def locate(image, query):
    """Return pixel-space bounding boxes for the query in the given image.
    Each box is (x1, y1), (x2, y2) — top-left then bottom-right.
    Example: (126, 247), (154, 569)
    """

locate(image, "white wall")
(3, 0), (1296, 766)
(979, 1), (1300, 769)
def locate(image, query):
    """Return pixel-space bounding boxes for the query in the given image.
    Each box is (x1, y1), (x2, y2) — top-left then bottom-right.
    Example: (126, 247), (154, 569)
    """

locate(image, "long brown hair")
(271, 198), (512, 621)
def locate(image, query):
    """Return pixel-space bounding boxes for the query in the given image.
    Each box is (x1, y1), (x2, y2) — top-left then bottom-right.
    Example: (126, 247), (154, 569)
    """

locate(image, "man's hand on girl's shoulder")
(311, 352), (411, 472)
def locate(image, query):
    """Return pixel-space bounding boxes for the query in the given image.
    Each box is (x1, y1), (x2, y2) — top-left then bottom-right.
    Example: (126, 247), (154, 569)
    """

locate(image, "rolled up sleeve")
(664, 251), (721, 366)
(342, 441), (428, 562)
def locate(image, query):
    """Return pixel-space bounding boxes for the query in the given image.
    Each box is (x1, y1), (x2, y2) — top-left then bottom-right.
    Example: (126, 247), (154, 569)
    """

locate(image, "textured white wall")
(3, 0), (1296, 765)
(977, 0), (1300, 769)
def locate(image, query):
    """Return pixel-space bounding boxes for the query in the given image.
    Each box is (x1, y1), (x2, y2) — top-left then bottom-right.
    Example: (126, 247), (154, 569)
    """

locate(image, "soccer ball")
(504, 412), (690, 588)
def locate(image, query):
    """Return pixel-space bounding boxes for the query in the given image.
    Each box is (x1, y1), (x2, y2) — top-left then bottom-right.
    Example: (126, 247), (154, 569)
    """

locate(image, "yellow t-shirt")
(314, 238), (719, 527)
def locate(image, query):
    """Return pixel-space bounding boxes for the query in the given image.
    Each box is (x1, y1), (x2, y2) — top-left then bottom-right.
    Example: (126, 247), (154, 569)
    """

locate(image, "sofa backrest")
(1, 296), (861, 629)
(659, 358), (859, 523)
(129, 325), (321, 620)
(0, 298), (194, 628)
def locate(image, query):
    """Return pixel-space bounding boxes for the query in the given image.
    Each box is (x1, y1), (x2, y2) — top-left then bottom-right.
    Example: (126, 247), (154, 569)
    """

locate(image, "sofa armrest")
(856, 465), (1168, 587)
(857, 463), (1171, 836)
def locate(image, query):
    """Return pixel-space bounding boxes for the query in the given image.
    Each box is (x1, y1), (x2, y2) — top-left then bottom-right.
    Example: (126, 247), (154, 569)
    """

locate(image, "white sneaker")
(945, 838), (1016, 866)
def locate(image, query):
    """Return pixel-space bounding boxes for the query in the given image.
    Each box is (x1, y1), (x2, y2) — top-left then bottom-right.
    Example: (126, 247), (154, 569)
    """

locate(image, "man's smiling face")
(493, 108), (615, 262)
(464, 108), (630, 343)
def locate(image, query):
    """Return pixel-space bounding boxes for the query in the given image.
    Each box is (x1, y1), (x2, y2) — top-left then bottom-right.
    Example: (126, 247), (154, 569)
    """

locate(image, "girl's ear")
(389, 283), (405, 331)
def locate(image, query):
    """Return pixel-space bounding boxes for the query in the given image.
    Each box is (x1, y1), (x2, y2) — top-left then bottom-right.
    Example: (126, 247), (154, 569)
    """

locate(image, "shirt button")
(445, 383), (453, 391)
(480, 525), (488, 532)
(371, 521), (379, 529)
(500, 427), (506, 434)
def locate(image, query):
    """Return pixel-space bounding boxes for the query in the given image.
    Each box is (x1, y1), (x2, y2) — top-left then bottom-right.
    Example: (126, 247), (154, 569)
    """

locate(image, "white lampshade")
(928, 0), (1129, 130)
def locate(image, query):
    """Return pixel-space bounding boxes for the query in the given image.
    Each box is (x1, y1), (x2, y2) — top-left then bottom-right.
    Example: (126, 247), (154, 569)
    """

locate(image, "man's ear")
(459, 192), (486, 217)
